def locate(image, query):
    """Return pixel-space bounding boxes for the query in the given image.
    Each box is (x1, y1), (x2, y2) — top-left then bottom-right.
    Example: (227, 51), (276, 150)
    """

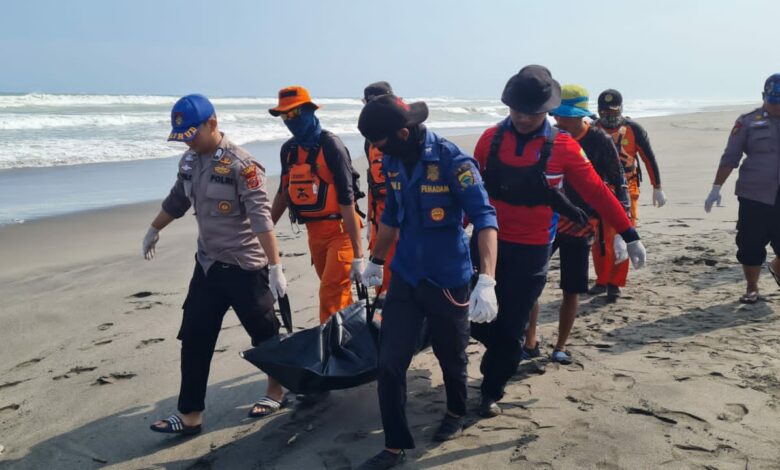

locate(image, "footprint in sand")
(627, 405), (709, 429)
(0, 403), (21, 414)
(136, 338), (165, 349)
(717, 403), (748, 422)
(128, 291), (156, 298)
(97, 322), (113, 331)
(0, 379), (29, 391)
(13, 357), (43, 370)
(53, 366), (98, 380)
(319, 448), (351, 470)
(671, 443), (748, 467)
(93, 372), (136, 385)
(612, 373), (636, 389)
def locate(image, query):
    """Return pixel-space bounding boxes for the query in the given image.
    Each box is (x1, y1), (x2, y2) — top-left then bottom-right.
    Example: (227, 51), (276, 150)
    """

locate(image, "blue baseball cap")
(765, 74), (780, 105)
(167, 94), (215, 142)
(550, 84), (592, 117)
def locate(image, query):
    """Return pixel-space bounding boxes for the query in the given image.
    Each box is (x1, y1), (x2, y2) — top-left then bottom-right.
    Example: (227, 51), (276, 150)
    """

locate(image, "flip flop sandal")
(739, 291), (759, 304)
(149, 414), (202, 436)
(767, 263), (780, 288)
(248, 395), (289, 418)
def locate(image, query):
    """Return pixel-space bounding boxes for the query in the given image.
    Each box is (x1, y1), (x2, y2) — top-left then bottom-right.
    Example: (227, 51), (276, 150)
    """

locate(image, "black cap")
(358, 94), (429, 142)
(501, 65), (561, 114)
(363, 81), (394, 101)
(598, 89), (623, 110)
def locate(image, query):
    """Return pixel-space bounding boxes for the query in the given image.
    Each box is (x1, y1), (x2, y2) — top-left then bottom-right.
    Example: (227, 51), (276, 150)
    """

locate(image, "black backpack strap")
(286, 141), (298, 168)
(537, 127), (558, 171)
(487, 123), (507, 166)
(483, 122), (507, 194)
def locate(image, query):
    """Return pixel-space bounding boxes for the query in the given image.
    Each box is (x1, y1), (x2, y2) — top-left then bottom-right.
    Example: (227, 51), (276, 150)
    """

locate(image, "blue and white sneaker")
(551, 349), (572, 365)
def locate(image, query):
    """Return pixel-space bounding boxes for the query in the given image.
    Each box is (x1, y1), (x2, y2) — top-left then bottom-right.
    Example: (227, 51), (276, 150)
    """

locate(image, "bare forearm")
(340, 205), (363, 258)
(713, 166), (733, 186)
(371, 222), (398, 260)
(477, 227), (497, 278)
(151, 210), (175, 231)
(256, 230), (281, 265)
(271, 192), (288, 225)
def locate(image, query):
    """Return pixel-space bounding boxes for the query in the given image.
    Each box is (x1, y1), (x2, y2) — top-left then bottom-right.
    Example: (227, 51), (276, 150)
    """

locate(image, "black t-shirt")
(566, 125), (629, 212)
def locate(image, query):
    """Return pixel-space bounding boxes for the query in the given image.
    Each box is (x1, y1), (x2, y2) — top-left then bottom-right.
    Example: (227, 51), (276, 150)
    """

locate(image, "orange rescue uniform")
(281, 132), (361, 323)
(592, 118), (661, 287)
(365, 142), (395, 293)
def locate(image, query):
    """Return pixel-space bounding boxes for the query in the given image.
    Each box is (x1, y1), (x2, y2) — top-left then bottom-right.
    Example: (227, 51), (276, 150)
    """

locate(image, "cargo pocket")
(206, 183), (240, 216)
(749, 126), (772, 153)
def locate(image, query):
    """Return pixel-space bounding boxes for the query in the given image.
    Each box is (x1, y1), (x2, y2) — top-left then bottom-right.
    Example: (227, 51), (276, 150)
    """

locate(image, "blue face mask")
(284, 108), (322, 148)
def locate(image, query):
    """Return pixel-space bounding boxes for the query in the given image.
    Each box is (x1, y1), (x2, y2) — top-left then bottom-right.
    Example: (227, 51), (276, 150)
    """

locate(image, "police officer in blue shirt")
(354, 95), (499, 470)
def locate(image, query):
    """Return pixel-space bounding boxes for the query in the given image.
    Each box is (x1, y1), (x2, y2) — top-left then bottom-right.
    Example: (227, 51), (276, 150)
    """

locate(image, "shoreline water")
(0, 103), (759, 226)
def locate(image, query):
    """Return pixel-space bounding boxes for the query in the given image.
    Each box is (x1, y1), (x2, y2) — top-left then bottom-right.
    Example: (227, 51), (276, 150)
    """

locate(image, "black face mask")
(378, 134), (413, 157)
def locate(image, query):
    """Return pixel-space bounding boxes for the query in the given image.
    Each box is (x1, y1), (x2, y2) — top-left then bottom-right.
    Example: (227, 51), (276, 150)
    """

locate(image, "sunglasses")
(280, 107), (303, 121)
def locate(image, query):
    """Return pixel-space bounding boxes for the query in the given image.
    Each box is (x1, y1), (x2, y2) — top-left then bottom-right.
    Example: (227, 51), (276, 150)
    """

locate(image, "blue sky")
(0, 0), (776, 99)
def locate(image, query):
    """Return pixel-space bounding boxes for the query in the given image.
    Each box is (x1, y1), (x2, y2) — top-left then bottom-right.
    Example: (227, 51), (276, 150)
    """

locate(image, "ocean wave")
(0, 93), (757, 170)
(0, 93), (367, 110)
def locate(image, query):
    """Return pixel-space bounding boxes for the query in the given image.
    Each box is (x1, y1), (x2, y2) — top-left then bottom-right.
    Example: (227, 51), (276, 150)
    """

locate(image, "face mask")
(284, 108), (322, 147)
(600, 108), (624, 128)
(378, 134), (412, 156)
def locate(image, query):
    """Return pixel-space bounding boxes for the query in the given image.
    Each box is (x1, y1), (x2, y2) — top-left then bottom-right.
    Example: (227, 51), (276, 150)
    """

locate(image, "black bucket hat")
(501, 65), (561, 114)
(363, 81), (393, 102)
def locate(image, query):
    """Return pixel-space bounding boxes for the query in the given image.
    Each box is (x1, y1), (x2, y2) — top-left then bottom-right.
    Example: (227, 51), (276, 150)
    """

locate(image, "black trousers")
(736, 193), (780, 266)
(471, 241), (550, 401)
(377, 275), (470, 450)
(177, 261), (278, 414)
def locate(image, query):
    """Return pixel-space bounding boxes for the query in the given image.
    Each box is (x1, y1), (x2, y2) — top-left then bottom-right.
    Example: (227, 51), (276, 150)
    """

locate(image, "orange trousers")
(307, 220), (354, 324)
(591, 179), (639, 287)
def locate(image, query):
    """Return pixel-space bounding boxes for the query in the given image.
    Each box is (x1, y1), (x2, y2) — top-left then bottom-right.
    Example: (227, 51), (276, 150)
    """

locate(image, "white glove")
(468, 274), (498, 323)
(653, 188), (666, 207)
(613, 234), (629, 264)
(350, 258), (365, 283)
(704, 184), (722, 213)
(268, 264), (287, 300)
(361, 259), (384, 287)
(142, 226), (160, 260)
(627, 240), (647, 269)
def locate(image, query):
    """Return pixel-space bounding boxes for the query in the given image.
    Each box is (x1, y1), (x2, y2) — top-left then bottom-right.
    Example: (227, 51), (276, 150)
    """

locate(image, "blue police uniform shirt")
(380, 129), (498, 288)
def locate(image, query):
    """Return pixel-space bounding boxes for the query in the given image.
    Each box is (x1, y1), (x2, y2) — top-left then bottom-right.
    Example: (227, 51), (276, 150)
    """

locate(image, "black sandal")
(149, 414), (202, 436)
(248, 395), (289, 418)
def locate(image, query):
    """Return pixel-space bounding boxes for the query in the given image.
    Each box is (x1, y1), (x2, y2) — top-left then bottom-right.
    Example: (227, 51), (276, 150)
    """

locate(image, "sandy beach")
(2, 108), (780, 469)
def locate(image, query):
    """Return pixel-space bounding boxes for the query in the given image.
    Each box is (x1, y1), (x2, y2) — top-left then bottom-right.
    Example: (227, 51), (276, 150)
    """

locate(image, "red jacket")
(474, 119), (632, 245)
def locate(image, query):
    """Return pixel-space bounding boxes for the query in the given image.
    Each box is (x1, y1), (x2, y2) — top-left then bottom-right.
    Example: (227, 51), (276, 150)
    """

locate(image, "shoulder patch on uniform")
(731, 120), (743, 136)
(456, 163), (476, 189)
(241, 165), (257, 177)
(241, 164), (261, 189)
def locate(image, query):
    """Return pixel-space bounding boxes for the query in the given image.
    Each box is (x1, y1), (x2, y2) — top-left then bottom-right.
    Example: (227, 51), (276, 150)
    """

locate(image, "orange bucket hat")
(268, 86), (319, 116)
